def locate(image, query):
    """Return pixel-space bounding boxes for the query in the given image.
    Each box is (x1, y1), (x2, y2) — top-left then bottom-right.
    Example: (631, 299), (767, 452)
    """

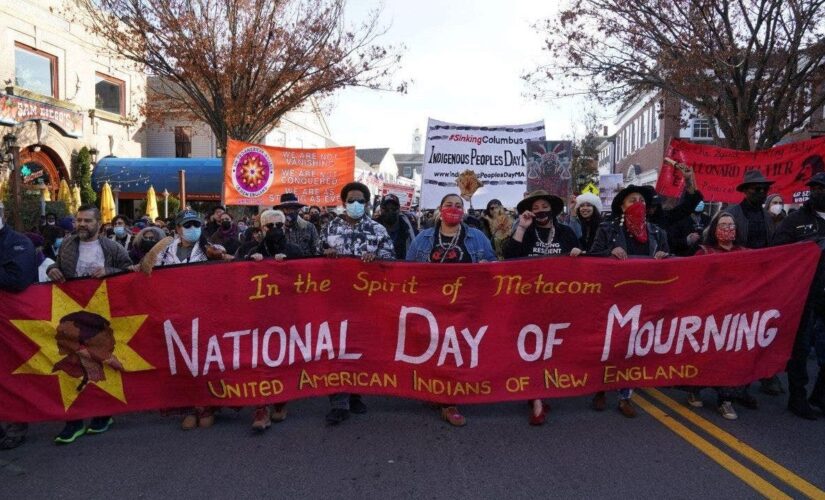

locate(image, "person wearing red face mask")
(688, 211), (749, 420)
(695, 212), (744, 255)
(589, 185), (670, 418)
(406, 194), (495, 426)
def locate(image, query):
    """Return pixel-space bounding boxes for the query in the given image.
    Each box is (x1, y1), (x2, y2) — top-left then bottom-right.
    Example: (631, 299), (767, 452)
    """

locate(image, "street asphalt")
(2, 366), (824, 499)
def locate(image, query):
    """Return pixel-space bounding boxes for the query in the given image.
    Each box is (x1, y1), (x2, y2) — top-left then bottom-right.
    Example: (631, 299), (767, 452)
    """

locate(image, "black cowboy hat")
(611, 184), (653, 214)
(516, 190), (564, 216)
(736, 170), (775, 192)
(274, 192), (305, 209)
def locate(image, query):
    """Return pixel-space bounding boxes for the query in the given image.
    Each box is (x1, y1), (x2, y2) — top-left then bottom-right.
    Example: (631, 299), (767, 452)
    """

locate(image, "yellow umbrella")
(43, 188), (52, 202)
(57, 179), (71, 207)
(145, 185), (159, 220)
(99, 182), (116, 223)
(71, 185), (81, 214)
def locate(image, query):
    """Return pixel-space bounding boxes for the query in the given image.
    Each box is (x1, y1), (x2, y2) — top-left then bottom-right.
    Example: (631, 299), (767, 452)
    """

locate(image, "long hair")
(576, 205), (602, 248)
(703, 210), (737, 247)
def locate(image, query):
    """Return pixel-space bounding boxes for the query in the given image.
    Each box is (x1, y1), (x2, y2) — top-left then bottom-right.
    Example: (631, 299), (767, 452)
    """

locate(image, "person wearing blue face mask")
(146, 209), (231, 430)
(109, 215), (133, 250)
(318, 182), (395, 426)
(151, 210), (213, 266)
(668, 199), (710, 256)
(274, 193), (318, 256)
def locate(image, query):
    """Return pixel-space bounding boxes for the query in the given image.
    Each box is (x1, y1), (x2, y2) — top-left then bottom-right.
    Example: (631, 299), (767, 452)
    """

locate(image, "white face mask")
(769, 204), (783, 215)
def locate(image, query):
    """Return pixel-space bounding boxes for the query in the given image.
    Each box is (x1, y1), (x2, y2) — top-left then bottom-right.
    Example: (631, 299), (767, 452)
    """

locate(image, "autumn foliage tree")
(72, 0), (404, 150)
(526, 0), (825, 150)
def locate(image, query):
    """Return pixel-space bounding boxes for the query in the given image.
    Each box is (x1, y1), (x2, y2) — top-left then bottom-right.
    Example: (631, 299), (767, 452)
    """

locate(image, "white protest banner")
(381, 182), (415, 210)
(420, 118), (546, 209)
(599, 174), (624, 212)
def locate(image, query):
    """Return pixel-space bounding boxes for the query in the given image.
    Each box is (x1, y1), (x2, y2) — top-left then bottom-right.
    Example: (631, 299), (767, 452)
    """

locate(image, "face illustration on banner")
(231, 146), (275, 198)
(10, 283), (152, 410)
(53, 311), (123, 391)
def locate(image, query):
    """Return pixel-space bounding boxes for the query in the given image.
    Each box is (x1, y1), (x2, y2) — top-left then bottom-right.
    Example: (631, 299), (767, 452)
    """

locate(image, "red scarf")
(623, 201), (648, 244)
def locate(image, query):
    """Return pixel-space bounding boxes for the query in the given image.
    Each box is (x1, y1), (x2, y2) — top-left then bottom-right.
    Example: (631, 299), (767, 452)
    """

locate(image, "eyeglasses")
(717, 223), (736, 229)
(182, 221), (201, 229)
(346, 199), (366, 204)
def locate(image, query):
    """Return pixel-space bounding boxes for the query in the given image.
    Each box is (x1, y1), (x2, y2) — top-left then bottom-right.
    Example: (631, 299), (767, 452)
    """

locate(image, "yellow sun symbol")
(240, 156), (265, 187)
(10, 282), (153, 411)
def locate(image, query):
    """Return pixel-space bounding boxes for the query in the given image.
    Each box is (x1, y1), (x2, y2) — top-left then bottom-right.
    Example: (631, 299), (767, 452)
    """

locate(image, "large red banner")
(656, 137), (825, 203)
(0, 244), (818, 422)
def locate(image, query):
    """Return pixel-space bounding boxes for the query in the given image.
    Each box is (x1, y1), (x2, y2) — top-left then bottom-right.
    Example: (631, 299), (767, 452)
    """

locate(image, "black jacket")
(0, 225), (37, 292)
(589, 221), (670, 257)
(772, 201), (825, 246)
(726, 202), (774, 248)
(669, 212), (711, 256)
(773, 202), (825, 316)
(648, 190), (704, 232)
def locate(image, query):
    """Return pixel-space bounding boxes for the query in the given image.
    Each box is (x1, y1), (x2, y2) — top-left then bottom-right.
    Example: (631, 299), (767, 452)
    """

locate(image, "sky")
(325, 0), (595, 153)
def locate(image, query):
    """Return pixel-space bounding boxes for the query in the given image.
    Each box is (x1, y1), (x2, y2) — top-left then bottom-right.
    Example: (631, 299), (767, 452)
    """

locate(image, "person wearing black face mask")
(240, 209), (303, 261)
(502, 190), (581, 426)
(726, 171), (776, 249)
(377, 194), (417, 260)
(773, 172), (825, 420)
(209, 212), (240, 256)
(129, 227), (165, 267)
(503, 190), (581, 259)
(274, 193), (318, 256)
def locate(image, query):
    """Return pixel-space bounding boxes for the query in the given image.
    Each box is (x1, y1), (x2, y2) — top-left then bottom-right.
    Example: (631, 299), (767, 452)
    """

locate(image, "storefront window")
(95, 73), (125, 115)
(15, 43), (57, 98)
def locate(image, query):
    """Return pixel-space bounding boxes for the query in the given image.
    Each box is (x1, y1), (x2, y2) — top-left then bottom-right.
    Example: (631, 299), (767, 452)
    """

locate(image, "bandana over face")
(623, 201), (648, 244)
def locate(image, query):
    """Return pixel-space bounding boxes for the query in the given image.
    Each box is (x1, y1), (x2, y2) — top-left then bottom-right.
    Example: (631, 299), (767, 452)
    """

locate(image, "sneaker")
(325, 408), (350, 426)
(181, 413), (198, 430)
(86, 417), (113, 434)
(252, 407), (271, 432)
(271, 403), (288, 422)
(735, 391), (759, 410)
(687, 392), (704, 408)
(618, 399), (637, 418)
(54, 421), (86, 445)
(592, 391), (607, 412)
(441, 406), (466, 427)
(349, 395), (367, 414)
(760, 376), (784, 396)
(718, 401), (738, 420)
(0, 435), (25, 450)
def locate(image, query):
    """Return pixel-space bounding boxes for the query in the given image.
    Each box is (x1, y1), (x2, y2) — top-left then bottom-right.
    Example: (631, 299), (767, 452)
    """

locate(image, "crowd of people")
(2, 164), (825, 449)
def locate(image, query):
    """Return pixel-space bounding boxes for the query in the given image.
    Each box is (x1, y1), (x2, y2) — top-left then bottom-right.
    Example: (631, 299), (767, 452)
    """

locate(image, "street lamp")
(89, 147), (99, 166)
(38, 182), (48, 217)
(3, 132), (22, 230)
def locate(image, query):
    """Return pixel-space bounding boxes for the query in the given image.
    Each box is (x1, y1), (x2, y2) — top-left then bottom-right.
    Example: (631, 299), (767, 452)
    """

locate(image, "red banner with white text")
(0, 244), (818, 422)
(656, 137), (825, 203)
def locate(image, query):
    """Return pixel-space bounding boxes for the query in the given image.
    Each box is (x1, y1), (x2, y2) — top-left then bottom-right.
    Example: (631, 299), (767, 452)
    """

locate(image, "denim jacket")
(405, 223), (496, 262)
